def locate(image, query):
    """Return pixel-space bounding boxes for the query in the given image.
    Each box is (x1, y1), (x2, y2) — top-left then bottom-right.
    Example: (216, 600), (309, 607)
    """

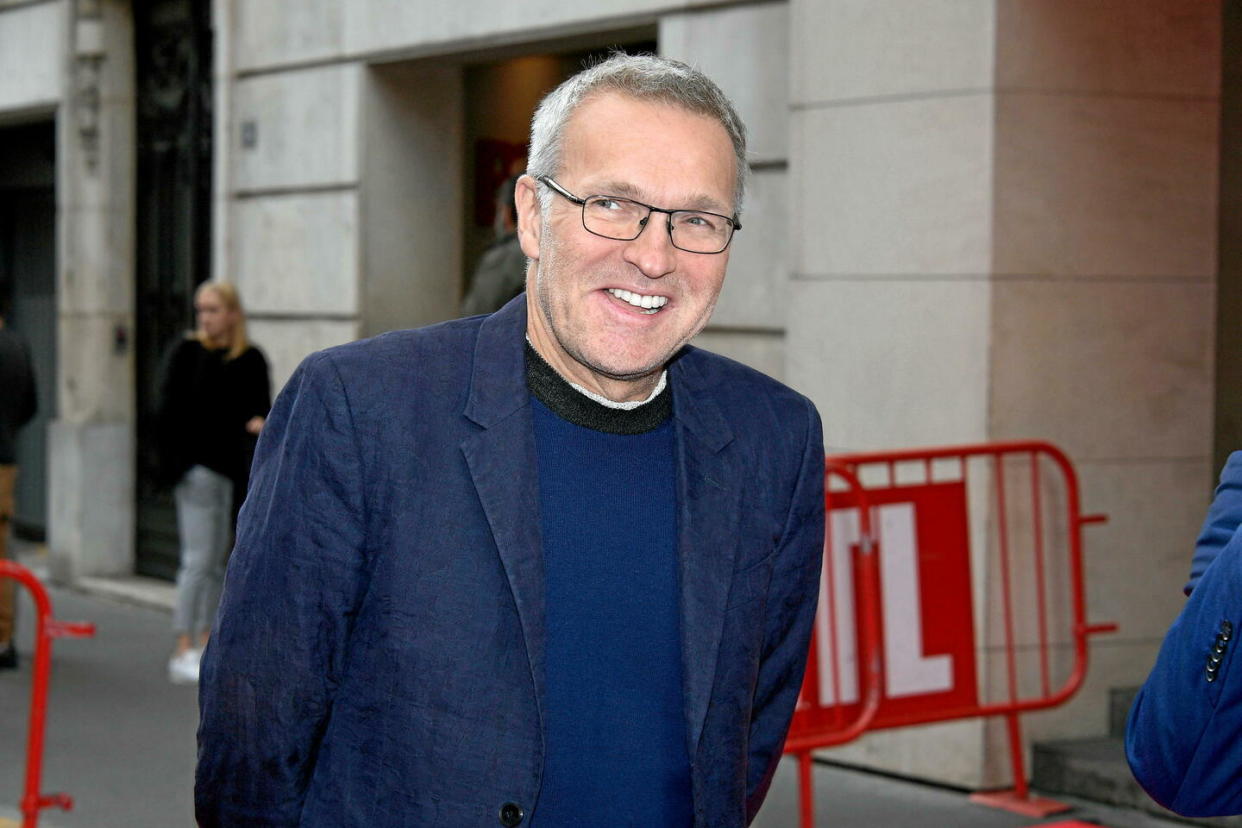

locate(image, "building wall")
(787, 0), (1000, 785)
(984, 0), (1219, 781)
(788, 0), (1220, 786)
(0, 0), (136, 580)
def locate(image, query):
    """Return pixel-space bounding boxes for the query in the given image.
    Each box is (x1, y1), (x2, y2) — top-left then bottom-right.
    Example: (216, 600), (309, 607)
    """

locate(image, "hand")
(245, 416), (266, 435)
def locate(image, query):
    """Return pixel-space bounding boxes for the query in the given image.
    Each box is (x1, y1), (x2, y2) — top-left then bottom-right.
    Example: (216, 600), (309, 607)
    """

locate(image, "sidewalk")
(1, 541), (1194, 828)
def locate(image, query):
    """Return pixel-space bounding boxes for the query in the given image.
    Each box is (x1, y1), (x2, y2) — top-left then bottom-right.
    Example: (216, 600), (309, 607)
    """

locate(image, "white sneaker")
(168, 649), (201, 685)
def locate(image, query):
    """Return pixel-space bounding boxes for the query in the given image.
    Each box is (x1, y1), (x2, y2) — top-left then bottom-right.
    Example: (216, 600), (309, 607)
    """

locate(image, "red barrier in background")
(0, 560), (95, 828)
(785, 441), (1116, 826)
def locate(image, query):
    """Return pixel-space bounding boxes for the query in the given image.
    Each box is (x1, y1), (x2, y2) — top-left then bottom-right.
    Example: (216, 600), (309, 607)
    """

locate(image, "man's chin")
(582, 350), (678, 384)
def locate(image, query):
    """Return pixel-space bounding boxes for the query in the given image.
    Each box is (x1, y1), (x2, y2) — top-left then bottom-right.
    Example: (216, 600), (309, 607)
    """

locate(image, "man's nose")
(622, 215), (677, 279)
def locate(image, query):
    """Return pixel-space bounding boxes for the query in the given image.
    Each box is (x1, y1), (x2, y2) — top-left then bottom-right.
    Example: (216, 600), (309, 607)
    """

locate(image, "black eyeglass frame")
(537, 176), (741, 255)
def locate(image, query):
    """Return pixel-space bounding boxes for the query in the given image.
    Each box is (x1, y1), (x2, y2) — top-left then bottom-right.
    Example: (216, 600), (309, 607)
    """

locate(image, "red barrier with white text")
(783, 442), (1115, 827)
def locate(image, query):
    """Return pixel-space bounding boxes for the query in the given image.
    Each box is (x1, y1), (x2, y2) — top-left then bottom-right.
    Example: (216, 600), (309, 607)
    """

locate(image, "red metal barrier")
(785, 441), (1116, 825)
(0, 561), (95, 828)
(784, 462), (884, 828)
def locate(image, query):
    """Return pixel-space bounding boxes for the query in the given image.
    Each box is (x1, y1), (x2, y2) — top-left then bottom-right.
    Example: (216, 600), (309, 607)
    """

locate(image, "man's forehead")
(581, 178), (731, 214)
(559, 92), (737, 210)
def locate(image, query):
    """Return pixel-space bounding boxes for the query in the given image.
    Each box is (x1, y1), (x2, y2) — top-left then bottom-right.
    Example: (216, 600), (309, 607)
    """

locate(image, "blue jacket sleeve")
(1185, 452), (1242, 595)
(1127, 471), (1242, 815)
(195, 350), (370, 826)
(745, 398), (825, 822)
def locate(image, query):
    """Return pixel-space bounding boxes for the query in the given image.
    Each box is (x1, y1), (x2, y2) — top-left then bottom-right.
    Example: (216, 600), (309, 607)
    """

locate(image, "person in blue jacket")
(195, 53), (825, 827)
(1127, 451), (1242, 815)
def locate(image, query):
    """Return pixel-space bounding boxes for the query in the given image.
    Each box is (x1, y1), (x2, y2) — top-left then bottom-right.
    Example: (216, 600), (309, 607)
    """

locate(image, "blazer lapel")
(461, 296), (547, 720)
(672, 352), (741, 758)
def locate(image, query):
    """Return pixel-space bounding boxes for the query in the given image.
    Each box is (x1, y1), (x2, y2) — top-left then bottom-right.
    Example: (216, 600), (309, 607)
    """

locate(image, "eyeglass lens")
(582, 196), (733, 253)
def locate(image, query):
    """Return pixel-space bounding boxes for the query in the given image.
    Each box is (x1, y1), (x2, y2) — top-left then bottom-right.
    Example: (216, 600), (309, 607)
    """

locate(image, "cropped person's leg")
(194, 467), (233, 648)
(171, 466), (219, 682)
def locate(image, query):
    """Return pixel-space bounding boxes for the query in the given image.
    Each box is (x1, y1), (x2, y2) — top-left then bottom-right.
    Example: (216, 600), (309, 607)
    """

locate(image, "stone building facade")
(0, 0), (1231, 789)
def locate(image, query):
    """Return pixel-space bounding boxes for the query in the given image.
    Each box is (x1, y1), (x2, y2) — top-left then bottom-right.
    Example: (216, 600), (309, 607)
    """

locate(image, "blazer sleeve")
(1126, 520), (1242, 816)
(745, 398), (825, 822)
(196, 349), (370, 827)
(1185, 451), (1242, 595)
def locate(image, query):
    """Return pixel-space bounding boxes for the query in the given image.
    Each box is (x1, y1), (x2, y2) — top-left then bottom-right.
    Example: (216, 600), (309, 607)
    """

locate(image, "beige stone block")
(786, 279), (991, 451)
(995, 0), (1221, 98)
(0, 1), (65, 112)
(660, 3), (788, 163)
(791, 0), (994, 104)
(792, 95), (994, 277)
(234, 0), (343, 71)
(360, 61), (465, 337)
(713, 167), (786, 331)
(1075, 458), (1212, 640)
(57, 312), (134, 422)
(989, 280), (1214, 461)
(60, 205), (132, 315)
(233, 192), (360, 316)
(247, 317), (360, 394)
(994, 95), (1219, 279)
(47, 419), (134, 580)
(232, 65), (360, 191)
(341, 0), (671, 58)
(961, 459), (1200, 662)
(690, 330), (784, 384)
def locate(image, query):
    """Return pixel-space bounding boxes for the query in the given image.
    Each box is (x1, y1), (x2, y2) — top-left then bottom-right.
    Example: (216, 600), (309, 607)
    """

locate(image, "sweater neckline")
(524, 342), (672, 435)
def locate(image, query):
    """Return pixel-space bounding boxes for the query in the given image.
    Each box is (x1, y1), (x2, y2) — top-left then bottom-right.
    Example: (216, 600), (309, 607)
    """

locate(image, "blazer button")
(499, 802), (525, 826)
(1223, 620), (1234, 640)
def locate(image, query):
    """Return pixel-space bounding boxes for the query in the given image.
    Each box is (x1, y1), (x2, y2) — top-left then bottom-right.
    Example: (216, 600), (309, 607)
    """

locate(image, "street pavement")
(1, 543), (1191, 827)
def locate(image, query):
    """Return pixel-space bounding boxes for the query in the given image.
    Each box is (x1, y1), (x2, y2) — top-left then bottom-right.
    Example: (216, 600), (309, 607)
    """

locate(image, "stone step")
(1032, 737), (1242, 827)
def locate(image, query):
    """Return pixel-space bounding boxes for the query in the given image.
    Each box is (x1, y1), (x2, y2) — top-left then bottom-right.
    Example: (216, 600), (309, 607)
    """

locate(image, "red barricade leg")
(0, 561), (95, 828)
(968, 712), (1071, 817)
(797, 750), (814, 828)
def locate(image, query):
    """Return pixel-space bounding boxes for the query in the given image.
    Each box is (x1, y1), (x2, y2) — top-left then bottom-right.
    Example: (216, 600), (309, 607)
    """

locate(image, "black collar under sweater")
(524, 342), (671, 435)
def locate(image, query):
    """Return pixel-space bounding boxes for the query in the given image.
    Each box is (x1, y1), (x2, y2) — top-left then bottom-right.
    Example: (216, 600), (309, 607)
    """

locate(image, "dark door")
(134, 0), (213, 579)
(0, 121), (56, 539)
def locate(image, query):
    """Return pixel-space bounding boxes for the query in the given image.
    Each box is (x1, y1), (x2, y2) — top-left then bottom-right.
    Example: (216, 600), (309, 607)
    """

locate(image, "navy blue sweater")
(529, 356), (692, 825)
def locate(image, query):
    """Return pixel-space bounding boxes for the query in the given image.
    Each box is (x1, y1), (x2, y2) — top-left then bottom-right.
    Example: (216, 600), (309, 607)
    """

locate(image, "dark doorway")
(0, 120), (56, 539)
(460, 39), (656, 314)
(133, 0), (213, 579)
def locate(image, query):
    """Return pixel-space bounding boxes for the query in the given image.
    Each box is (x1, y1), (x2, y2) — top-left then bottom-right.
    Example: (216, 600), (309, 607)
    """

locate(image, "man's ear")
(515, 174), (543, 260)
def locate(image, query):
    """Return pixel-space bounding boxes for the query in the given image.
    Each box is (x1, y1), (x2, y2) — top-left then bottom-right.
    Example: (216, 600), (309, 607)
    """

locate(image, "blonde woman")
(157, 282), (270, 684)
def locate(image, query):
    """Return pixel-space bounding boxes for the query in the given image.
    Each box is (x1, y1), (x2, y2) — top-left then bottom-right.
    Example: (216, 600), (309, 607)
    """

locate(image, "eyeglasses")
(538, 176), (740, 255)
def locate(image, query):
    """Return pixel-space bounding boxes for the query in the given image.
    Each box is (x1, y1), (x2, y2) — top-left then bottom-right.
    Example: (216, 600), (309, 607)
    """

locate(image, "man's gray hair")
(526, 52), (748, 216)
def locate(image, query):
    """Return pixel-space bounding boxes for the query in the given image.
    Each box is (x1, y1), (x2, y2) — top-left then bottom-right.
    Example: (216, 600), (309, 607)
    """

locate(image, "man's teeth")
(607, 288), (669, 313)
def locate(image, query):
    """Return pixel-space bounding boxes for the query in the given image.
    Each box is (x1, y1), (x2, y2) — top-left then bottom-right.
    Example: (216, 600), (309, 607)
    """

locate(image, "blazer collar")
(669, 349), (741, 757)
(463, 293), (530, 429)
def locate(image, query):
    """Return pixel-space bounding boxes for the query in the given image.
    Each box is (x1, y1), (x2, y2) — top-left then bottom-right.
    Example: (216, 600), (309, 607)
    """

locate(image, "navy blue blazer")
(195, 295), (825, 826)
(1126, 452), (1242, 816)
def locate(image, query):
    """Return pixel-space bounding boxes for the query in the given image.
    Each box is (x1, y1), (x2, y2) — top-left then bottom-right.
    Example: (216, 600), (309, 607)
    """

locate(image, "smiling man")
(196, 54), (824, 827)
